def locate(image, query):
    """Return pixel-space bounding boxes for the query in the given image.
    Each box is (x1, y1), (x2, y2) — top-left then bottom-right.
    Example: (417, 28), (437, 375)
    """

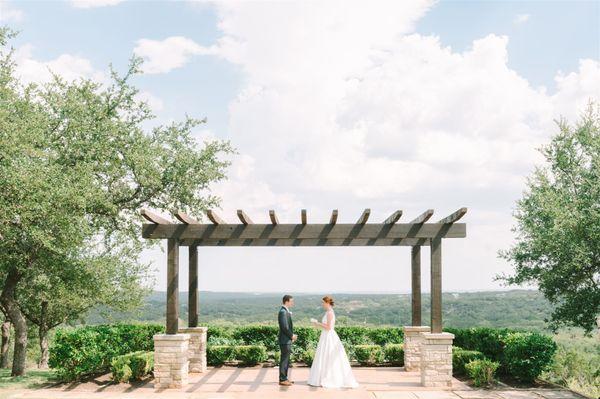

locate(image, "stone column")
(153, 334), (190, 389)
(178, 327), (207, 373)
(420, 332), (454, 388)
(403, 326), (430, 371)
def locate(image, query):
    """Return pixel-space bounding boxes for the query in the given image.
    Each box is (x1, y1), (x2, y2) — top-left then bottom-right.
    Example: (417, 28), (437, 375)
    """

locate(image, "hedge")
(501, 332), (557, 382)
(235, 345), (268, 365)
(354, 345), (384, 365)
(452, 347), (485, 376)
(110, 351), (154, 382)
(49, 324), (164, 381)
(383, 344), (404, 366)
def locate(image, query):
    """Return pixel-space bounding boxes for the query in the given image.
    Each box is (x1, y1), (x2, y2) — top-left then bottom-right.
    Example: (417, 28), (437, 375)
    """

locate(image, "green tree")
(499, 104), (600, 333)
(0, 28), (234, 375)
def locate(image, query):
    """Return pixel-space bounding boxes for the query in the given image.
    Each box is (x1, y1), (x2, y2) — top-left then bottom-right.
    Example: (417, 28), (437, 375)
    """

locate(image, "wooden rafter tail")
(329, 209), (338, 224)
(141, 209), (171, 224)
(301, 209), (307, 224)
(356, 208), (371, 224)
(174, 211), (199, 224)
(383, 210), (402, 224)
(437, 207), (467, 224)
(409, 209), (434, 224)
(237, 209), (254, 225)
(206, 210), (225, 225)
(269, 210), (279, 225)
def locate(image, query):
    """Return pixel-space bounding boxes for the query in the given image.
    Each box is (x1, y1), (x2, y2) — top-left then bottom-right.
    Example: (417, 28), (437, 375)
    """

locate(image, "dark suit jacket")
(278, 306), (294, 345)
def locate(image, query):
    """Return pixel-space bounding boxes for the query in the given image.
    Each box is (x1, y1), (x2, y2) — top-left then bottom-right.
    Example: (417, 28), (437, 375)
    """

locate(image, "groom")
(278, 294), (297, 386)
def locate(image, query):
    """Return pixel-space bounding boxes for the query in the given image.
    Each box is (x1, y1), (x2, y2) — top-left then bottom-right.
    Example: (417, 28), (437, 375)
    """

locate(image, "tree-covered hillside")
(86, 289), (554, 331)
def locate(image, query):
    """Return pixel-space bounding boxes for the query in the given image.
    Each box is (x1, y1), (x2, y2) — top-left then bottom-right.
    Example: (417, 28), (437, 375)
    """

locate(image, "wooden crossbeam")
(409, 209), (434, 224)
(269, 210), (279, 225)
(356, 208), (371, 224)
(438, 207), (467, 224)
(142, 223), (466, 240)
(141, 209), (171, 224)
(206, 210), (225, 225)
(237, 209), (254, 225)
(301, 209), (307, 224)
(174, 211), (199, 224)
(383, 210), (402, 224)
(179, 238), (430, 247)
(330, 209), (338, 224)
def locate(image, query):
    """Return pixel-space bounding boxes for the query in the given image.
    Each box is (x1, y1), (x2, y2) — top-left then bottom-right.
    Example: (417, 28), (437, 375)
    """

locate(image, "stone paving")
(0, 367), (586, 399)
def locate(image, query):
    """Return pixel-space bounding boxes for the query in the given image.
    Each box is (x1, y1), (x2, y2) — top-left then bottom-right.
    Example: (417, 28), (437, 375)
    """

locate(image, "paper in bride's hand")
(310, 318), (318, 324)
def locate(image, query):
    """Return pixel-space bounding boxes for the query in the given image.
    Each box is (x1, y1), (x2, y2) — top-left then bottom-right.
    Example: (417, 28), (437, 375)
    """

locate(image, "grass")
(0, 368), (57, 390)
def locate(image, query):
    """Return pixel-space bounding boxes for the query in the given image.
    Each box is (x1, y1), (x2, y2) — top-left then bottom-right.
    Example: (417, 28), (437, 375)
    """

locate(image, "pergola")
(141, 207), (467, 335)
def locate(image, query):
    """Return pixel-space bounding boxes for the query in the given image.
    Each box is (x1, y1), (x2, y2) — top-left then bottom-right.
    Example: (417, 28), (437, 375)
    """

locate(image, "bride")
(307, 296), (358, 388)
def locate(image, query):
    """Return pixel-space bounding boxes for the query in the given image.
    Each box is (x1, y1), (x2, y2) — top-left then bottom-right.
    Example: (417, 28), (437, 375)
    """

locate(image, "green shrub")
(354, 345), (384, 365)
(234, 345), (268, 365)
(110, 351), (153, 383)
(207, 325), (234, 341)
(208, 336), (242, 346)
(294, 327), (320, 350)
(232, 326), (279, 352)
(207, 345), (235, 366)
(336, 327), (374, 345)
(502, 332), (557, 382)
(367, 328), (404, 346)
(49, 324), (163, 381)
(466, 359), (499, 387)
(300, 347), (316, 366)
(453, 347), (485, 376)
(383, 344), (404, 366)
(445, 327), (512, 361)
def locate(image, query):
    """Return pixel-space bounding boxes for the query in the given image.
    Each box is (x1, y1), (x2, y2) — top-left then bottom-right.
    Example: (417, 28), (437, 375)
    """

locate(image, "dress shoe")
(279, 380), (292, 386)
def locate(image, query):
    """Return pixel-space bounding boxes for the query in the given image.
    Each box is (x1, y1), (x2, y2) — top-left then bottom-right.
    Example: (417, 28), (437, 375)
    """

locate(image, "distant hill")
(85, 289), (554, 331)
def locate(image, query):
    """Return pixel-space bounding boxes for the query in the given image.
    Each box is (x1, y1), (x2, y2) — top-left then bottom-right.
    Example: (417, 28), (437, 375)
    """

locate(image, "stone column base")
(154, 334), (190, 389)
(420, 332), (454, 388)
(179, 327), (207, 373)
(403, 326), (431, 372)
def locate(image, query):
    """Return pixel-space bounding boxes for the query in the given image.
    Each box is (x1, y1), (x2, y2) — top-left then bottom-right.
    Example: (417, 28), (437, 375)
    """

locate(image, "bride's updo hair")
(322, 296), (335, 306)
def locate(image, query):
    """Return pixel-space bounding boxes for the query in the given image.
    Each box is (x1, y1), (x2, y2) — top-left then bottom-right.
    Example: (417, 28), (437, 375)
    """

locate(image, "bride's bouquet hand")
(310, 318), (318, 325)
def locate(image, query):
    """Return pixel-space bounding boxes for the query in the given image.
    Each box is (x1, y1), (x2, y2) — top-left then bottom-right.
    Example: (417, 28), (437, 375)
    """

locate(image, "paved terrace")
(1, 367), (585, 399)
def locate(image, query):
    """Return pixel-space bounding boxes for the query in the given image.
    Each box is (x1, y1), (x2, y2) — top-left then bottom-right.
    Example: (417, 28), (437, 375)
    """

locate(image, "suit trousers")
(279, 343), (292, 381)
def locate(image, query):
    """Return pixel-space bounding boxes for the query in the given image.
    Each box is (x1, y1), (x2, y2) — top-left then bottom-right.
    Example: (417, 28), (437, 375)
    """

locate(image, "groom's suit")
(278, 305), (294, 382)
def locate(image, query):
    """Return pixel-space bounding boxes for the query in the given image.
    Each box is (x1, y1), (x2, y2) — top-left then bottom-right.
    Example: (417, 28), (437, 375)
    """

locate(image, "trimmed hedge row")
(49, 324), (555, 384)
(110, 351), (154, 382)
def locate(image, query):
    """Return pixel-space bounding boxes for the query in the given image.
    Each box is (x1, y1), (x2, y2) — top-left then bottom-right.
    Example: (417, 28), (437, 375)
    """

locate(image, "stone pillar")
(403, 326), (430, 371)
(420, 332), (454, 388)
(153, 334), (190, 389)
(178, 327), (207, 373)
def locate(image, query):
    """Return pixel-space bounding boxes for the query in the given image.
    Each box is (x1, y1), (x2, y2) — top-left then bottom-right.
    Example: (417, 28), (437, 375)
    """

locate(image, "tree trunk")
(0, 320), (10, 368)
(37, 301), (49, 369)
(0, 268), (27, 376)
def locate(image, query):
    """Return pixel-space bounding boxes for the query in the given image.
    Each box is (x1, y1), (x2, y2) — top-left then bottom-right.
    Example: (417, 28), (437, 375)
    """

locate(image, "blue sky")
(2, 0), (599, 293)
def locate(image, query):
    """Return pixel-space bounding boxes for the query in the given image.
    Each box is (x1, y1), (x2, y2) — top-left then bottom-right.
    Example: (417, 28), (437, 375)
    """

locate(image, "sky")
(1, 0), (599, 294)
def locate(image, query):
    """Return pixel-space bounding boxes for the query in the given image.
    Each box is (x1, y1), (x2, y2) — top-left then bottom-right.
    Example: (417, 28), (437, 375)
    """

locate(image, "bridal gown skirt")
(307, 329), (359, 388)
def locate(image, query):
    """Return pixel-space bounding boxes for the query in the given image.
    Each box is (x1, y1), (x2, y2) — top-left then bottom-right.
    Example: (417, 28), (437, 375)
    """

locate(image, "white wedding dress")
(307, 310), (359, 388)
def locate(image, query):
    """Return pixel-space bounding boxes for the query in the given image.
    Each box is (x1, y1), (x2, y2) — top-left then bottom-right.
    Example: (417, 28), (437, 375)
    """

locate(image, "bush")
(300, 347), (316, 366)
(49, 324), (163, 381)
(234, 345), (268, 365)
(354, 345), (384, 365)
(466, 359), (499, 387)
(453, 347), (485, 376)
(383, 344), (404, 366)
(110, 351), (153, 383)
(336, 327), (374, 345)
(232, 326), (279, 352)
(502, 332), (557, 382)
(207, 345), (236, 366)
(445, 327), (512, 361)
(367, 328), (404, 346)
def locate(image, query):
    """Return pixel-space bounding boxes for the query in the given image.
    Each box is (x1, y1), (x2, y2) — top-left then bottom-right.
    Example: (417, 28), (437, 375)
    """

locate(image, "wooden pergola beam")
(438, 207), (467, 224)
(143, 223), (466, 240)
(269, 210), (279, 225)
(188, 245), (198, 328)
(141, 209), (171, 224)
(179, 237), (430, 247)
(329, 209), (338, 224)
(356, 208), (371, 224)
(384, 210), (402, 224)
(411, 246), (422, 326)
(206, 210), (225, 225)
(175, 211), (199, 224)
(430, 237), (442, 333)
(237, 210), (253, 225)
(166, 239), (179, 334)
(301, 209), (307, 224)
(409, 209), (434, 224)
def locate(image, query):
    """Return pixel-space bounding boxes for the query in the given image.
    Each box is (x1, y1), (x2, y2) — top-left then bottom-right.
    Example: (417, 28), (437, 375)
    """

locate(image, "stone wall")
(178, 327), (207, 373)
(420, 332), (454, 388)
(153, 334), (190, 389)
(403, 326), (431, 372)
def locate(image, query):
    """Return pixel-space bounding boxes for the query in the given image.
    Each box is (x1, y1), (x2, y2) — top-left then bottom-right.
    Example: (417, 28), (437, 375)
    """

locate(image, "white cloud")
(136, 90), (164, 113)
(0, 0), (23, 22)
(513, 13), (530, 24)
(13, 44), (107, 85)
(175, 1), (599, 291)
(70, 0), (123, 8)
(134, 36), (217, 74)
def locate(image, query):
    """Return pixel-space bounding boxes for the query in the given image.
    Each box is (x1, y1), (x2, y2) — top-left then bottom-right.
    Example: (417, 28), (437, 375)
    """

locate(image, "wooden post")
(166, 239), (179, 334)
(430, 237), (442, 333)
(188, 246), (198, 328)
(411, 246), (422, 326)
